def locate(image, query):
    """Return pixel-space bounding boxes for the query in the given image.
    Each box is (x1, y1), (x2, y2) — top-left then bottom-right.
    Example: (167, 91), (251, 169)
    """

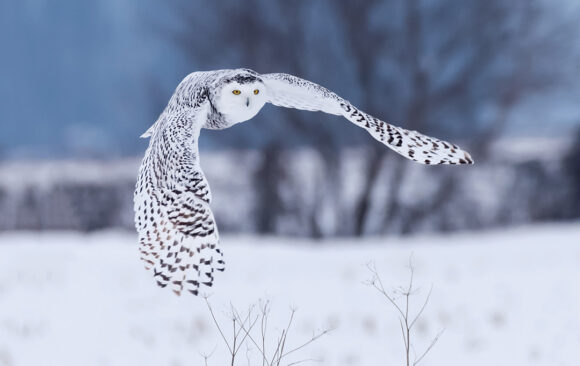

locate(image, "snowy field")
(1, 223), (579, 366)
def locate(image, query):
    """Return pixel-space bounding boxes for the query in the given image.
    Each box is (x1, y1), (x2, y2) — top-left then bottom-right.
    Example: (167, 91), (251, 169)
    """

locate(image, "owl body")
(135, 68), (474, 296)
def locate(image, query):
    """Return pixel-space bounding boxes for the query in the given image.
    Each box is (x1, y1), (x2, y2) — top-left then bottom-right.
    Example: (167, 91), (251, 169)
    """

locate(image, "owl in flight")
(134, 69), (473, 296)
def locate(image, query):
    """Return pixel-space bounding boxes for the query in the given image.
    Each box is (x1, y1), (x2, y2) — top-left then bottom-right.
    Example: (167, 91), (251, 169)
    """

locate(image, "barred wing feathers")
(262, 73), (474, 165)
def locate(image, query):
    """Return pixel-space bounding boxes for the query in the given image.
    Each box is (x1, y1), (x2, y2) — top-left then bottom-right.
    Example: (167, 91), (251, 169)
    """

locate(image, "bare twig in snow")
(198, 346), (216, 366)
(366, 259), (443, 366)
(204, 297), (331, 366)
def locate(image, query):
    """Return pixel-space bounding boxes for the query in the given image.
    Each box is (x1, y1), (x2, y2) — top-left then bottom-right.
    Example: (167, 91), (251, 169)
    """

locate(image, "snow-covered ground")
(0, 223), (579, 366)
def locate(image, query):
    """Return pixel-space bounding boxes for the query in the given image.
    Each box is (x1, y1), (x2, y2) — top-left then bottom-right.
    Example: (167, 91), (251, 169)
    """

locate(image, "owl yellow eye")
(254, 89), (260, 95)
(232, 90), (241, 95)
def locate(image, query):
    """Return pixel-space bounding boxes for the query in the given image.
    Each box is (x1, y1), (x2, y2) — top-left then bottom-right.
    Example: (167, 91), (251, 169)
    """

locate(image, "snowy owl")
(134, 69), (473, 296)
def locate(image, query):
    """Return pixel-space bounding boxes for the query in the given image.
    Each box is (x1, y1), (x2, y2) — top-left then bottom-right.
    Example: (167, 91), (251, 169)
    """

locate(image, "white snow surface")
(0, 223), (579, 366)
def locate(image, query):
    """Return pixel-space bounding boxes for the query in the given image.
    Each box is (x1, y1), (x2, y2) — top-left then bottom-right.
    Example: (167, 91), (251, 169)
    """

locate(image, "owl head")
(214, 71), (268, 124)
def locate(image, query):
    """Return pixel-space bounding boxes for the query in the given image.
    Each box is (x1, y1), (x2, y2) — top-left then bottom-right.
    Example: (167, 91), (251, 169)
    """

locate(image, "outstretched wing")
(262, 73), (473, 165)
(134, 103), (225, 296)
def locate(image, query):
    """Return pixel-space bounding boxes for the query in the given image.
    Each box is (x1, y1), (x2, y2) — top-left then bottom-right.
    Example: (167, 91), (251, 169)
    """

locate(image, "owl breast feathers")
(134, 68), (473, 296)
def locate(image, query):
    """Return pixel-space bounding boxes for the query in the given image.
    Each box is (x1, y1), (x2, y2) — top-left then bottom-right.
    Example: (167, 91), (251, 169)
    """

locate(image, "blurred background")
(1, 1), (580, 366)
(1, 0), (580, 236)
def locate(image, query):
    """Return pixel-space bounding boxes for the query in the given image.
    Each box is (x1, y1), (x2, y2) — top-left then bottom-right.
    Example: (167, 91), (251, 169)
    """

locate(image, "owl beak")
(245, 98), (250, 107)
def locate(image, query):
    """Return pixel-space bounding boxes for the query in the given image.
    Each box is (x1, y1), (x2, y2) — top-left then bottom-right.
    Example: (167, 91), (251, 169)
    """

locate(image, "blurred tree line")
(160, 0), (579, 236)
(0, 0), (579, 236)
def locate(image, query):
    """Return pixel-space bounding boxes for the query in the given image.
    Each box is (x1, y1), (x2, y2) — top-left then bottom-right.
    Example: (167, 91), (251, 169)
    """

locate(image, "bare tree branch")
(281, 329), (331, 360)
(410, 285), (433, 330)
(208, 298), (330, 366)
(367, 258), (443, 366)
(414, 328), (445, 366)
(198, 346), (216, 366)
(203, 295), (233, 355)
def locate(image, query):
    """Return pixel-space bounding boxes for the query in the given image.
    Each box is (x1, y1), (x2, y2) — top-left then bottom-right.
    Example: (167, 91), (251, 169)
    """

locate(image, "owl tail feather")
(144, 238), (226, 296)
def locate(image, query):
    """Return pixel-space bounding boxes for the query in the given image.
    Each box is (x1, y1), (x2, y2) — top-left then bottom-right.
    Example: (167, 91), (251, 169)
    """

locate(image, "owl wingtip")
(463, 151), (475, 165)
